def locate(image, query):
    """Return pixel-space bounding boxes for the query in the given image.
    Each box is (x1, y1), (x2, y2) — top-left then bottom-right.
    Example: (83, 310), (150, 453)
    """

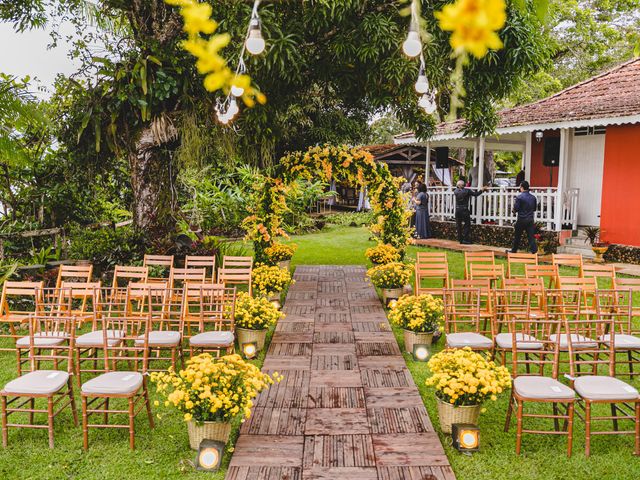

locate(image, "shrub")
(251, 265), (293, 297)
(365, 243), (400, 265)
(326, 211), (375, 227)
(264, 243), (297, 263)
(234, 292), (284, 330)
(388, 294), (444, 333)
(367, 262), (413, 289)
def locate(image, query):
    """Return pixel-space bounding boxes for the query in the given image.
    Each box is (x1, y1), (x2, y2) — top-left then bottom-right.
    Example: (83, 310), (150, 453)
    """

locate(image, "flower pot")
(592, 245), (609, 263)
(278, 260), (291, 270)
(403, 329), (434, 354)
(187, 420), (232, 450)
(236, 327), (268, 351)
(436, 397), (481, 434)
(402, 284), (413, 295)
(382, 287), (403, 304)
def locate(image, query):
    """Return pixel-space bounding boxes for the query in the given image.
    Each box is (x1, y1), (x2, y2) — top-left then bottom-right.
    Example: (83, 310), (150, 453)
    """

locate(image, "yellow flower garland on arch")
(243, 145), (413, 263)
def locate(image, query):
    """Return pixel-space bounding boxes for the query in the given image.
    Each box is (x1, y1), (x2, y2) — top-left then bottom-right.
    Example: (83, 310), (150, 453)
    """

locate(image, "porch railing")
(427, 187), (579, 231)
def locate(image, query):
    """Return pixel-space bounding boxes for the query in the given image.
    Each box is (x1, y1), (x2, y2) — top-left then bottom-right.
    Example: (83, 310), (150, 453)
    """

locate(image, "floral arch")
(243, 145), (412, 263)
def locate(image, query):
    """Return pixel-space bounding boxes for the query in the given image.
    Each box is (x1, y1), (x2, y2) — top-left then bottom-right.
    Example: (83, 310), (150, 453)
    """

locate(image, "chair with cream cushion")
(1, 315), (77, 448)
(0, 281), (45, 361)
(444, 288), (494, 354)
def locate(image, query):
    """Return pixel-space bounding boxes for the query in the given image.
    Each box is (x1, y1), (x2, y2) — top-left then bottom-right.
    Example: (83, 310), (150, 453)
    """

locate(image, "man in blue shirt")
(510, 181), (538, 254)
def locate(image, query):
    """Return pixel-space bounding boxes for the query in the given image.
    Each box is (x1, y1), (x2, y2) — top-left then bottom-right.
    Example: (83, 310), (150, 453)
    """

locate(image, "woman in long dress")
(414, 183), (432, 239)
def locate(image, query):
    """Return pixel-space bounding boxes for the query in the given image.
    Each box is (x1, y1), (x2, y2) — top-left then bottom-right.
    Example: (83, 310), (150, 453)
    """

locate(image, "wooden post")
(425, 142), (431, 185)
(524, 133), (532, 182)
(476, 137), (485, 224)
(555, 128), (569, 231)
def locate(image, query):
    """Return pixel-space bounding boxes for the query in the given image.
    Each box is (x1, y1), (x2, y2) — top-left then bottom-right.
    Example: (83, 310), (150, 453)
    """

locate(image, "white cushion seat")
(573, 376), (639, 401)
(136, 331), (181, 346)
(76, 330), (125, 347)
(513, 376), (575, 400)
(3, 370), (70, 395)
(548, 333), (597, 350)
(446, 332), (493, 349)
(495, 333), (543, 350)
(189, 331), (234, 347)
(81, 371), (143, 395)
(599, 333), (640, 350)
(16, 332), (69, 347)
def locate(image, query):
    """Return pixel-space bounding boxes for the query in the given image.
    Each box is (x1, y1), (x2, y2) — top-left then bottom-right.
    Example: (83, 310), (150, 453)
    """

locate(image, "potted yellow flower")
(234, 291), (283, 351)
(367, 262), (413, 304)
(388, 294), (444, 353)
(151, 353), (280, 449)
(426, 347), (511, 433)
(264, 243), (297, 269)
(251, 264), (293, 304)
(365, 243), (400, 265)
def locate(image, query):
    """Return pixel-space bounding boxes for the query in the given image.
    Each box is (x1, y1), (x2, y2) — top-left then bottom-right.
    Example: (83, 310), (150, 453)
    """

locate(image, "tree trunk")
(129, 123), (178, 241)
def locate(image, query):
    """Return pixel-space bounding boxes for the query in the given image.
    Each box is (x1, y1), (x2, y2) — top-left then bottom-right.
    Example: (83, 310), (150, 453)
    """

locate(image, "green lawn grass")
(0, 224), (638, 480)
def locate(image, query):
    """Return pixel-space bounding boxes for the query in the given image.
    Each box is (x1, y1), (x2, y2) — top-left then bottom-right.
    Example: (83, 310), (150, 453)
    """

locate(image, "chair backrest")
(25, 314), (76, 373)
(494, 288), (533, 336)
(416, 252), (448, 266)
(510, 313), (563, 379)
(450, 278), (491, 294)
(125, 283), (182, 335)
(0, 281), (44, 318)
(443, 288), (488, 335)
(414, 263), (449, 296)
(564, 303), (614, 378)
(182, 283), (236, 336)
(185, 255), (217, 282)
(57, 281), (102, 317)
(222, 256), (253, 269)
(143, 254), (175, 268)
(525, 264), (559, 288)
(170, 267), (206, 289)
(552, 253), (583, 274)
(503, 277), (545, 292)
(614, 277), (640, 292)
(56, 264), (93, 288)
(469, 263), (505, 288)
(580, 264), (616, 288)
(218, 267), (252, 295)
(595, 289), (633, 336)
(464, 251), (495, 278)
(112, 265), (148, 289)
(557, 276), (597, 292)
(506, 252), (538, 278)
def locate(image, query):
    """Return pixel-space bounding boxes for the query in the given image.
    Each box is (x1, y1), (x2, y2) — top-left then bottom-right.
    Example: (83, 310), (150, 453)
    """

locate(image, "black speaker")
(435, 147), (449, 169)
(542, 137), (560, 167)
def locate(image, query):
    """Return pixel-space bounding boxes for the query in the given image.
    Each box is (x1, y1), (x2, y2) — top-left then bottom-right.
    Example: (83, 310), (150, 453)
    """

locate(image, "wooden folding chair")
(564, 308), (640, 457)
(443, 288), (494, 354)
(525, 263), (559, 289)
(57, 282), (102, 327)
(182, 284), (236, 357)
(1, 314), (78, 449)
(504, 278), (546, 318)
(80, 308), (154, 450)
(557, 276), (597, 315)
(0, 281), (45, 357)
(504, 313), (576, 456)
(218, 267), (252, 296)
(614, 277), (640, 325)
(169, 267), (206, 290)
(464, 251), (495, 279)
(596, 289), (640, 377)
(451, 279), (494, 332)
(223, 255), (253, 269)
(143, 254), (174, 283)
(55, 264), (93, 288)
(507, 252), (538, 278)
(469, 263), (505, 289)
(110, 266), (148, 300)
(414, 263), (449, 297)
(185, 255), (217, 283)
(552, 254), (583, 276)
(416, 252), (448, 266)
(581, 264), (616, 289)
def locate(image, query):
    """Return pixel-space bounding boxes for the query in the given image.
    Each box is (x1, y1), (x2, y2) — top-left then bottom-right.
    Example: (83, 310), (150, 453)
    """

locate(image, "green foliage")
(28, 245), (60, 266)
(367, 112), (409, 144)
(326, 211), (376, 227)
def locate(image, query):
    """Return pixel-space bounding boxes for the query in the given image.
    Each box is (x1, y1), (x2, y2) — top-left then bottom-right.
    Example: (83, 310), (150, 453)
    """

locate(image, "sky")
(0, 20), (80, 98)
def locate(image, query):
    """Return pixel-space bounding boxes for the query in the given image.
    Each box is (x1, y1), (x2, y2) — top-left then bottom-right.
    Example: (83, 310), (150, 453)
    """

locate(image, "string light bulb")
(228, 98), (239, 117)
(418, 93), (430, 109)
(231, 84), (245, 97)
(245, 18), (265, 55)
(402, 28), (421, 57)
(415, 69), (429, 94)
(425, 97), (437, 115)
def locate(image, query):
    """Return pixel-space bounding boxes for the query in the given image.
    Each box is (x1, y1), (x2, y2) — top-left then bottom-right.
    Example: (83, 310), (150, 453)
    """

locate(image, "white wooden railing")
(427, 187), (579, 231)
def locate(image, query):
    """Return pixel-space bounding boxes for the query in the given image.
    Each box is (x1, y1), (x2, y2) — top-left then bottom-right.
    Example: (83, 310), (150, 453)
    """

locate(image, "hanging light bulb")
(424, 97), (437, 115)
(231, 84), (245, 97)
(418, 93), (430, 109)
(245, 18), (265, 55)
(415, 67), (429, 94)
(228, 98), (239, 117)
(402, 28), (421, 58)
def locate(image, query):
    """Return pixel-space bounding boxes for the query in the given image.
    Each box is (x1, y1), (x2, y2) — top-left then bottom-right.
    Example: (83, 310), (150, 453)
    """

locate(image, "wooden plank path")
(227, 266), (455, 480)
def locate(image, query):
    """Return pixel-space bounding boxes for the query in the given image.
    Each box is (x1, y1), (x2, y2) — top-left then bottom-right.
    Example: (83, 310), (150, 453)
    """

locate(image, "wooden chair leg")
(29, 398), (35, 424)
(585, 401), (592, 457)
(16, 349), (22, 376)
(1, 395), (7, 448)
(104, 398), (109, 425)
(504, 393), (514, 432)
(143, 379), (154, 429)
(635, 401), (640, 456)
(567, 402), (574, 457)
(128, 397), (135, 450)
(68, 381), (78, 427)
(628, 350), (634, 378)
(516, 401), (524, 455)
(611, 404), (619, 431)
(552, 403), (560, 432)
(82, 396), (89, 450)
(171, 347), (176, 370)
(47, 397), (54, 449)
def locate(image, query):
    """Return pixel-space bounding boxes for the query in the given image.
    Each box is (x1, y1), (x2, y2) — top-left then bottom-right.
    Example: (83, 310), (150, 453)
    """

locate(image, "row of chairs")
(439, 287), (639, 457)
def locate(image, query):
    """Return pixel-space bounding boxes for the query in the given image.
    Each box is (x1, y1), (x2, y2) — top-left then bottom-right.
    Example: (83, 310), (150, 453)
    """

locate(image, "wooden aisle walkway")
(227, 266), (454, 480)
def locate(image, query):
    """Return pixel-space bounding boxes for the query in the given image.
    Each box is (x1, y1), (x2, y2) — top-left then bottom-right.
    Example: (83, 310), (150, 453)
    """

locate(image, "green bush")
(67, 224), (145, 274)
(326, 211), (375, 227)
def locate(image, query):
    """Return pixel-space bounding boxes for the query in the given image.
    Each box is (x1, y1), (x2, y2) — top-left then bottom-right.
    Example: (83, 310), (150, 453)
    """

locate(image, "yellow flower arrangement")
(234, 291), (284, 330)
(264, 243), (297, 263)
(251, 265), (294, 297)
(435, 0), (507, 59)
(367, 262), (413, 289)
(150, 353), (281, 422)
(388, 294), (444, 333)
(365, 243), (400, 265)
(426, 347), (511, 406)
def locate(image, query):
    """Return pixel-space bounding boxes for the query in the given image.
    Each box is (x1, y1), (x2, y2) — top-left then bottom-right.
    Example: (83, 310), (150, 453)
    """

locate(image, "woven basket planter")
(236, 327), (267, 351)
(403, 329), (434, 354)
(436, 397), (481, 434)
(187, 420), (232, 450)
(382, 287), (403, 305)
(277, 260), (291, 270)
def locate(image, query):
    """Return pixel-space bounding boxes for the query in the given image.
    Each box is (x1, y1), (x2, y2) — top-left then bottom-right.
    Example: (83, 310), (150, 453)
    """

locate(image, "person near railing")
(509, 181), (538, 254)
(413, 183), (432, 239)
(454, 180), (487, 245)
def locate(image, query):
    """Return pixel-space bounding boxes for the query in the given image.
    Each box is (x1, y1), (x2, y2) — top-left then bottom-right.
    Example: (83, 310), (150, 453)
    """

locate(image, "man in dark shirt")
(510, 181), (538, 253)
(453, 180), (486, 244)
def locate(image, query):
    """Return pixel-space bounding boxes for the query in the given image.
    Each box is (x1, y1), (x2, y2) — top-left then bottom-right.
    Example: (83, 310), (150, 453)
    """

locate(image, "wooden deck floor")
(227, 266), (454, 480)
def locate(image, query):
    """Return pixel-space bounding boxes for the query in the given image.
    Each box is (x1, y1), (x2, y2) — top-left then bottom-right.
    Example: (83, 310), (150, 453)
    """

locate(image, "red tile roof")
(424, 58), (640, 138)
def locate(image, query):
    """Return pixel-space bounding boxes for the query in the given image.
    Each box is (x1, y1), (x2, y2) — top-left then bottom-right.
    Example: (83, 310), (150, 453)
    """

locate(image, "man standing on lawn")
(510, 180), (538, 253)
(454, 180), (486, 244)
